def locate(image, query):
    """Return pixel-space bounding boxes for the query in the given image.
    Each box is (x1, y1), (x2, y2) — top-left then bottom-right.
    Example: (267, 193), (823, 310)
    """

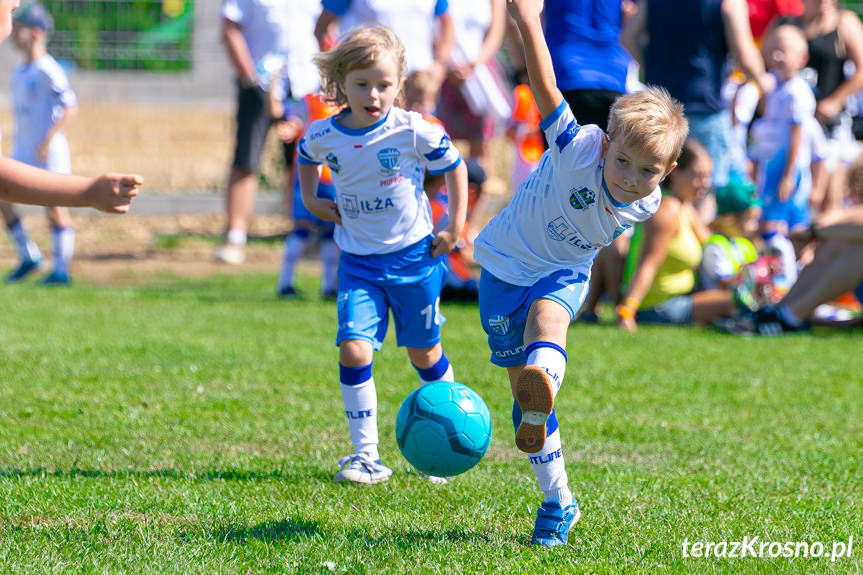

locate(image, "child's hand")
(617, 314), (638, 333)
(506, 0), (544, 24)
(86, 173), (143, 214)
(431, 229), (459, 258)
(276, 119), (302, 144)
(778, 175), (793, 202)
(305, 197), (342, 225)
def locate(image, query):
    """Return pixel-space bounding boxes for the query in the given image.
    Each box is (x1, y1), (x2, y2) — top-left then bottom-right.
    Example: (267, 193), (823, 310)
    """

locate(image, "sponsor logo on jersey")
(547, 217), (596, 250)
(488, 314), (510, 336)
(340, 193), (394, 218)
(377, 147), (401, 174)
(325, 152), (341, 174)
(308, 127), (330, 141)
(568, 187), (595, 210)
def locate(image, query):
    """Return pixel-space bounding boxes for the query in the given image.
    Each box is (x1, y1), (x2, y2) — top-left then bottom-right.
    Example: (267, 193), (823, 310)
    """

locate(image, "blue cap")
(13, 3), (54, 34)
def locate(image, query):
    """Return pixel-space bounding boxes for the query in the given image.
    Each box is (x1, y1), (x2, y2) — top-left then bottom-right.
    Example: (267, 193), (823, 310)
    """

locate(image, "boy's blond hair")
(314, 24), (407, 108)
(607, 86), (689, 167)
(405, 70), (437, 101)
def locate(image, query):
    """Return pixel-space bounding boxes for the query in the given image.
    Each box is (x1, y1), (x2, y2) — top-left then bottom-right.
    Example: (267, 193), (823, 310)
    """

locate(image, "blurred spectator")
(749, 23), (819, 293)
(436, 0), (508, 171)
(314, 0), (454, 89)
(773, 0), (863, 216)
(506, 77), (543, 191)
(215, 0), (291, 265)
(747, 0), (803, 42)
(617, 140), (737, 331)
(622, 0), (773, 221)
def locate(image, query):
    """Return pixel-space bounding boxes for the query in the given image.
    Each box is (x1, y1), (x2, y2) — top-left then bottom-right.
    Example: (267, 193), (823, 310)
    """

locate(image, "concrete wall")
(0, 0), (233, 108)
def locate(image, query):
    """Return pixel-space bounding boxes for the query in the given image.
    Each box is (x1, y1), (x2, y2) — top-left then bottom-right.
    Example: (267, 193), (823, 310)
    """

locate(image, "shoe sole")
(514, 366), (554, 454)
(333, 472), (391, 485)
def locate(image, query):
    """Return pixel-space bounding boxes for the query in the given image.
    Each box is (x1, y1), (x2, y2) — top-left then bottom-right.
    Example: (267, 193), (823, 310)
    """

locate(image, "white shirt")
(334, 0), (442, 72)
(474, 102), (661, 286)
(298, 107), (462, 255)
(220, 0), (289, 68)
(750, 74), (817, 169)
(11, 54), (76, 173)
(448, 0), (493, 65)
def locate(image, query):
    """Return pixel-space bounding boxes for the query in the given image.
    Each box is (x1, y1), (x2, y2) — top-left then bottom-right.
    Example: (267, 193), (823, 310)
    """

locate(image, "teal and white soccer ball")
(395, 381), (492, 477)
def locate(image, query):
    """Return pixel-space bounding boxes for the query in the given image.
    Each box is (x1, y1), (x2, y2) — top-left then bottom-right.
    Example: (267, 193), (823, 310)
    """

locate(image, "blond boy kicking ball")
(473, 0), (689, 547)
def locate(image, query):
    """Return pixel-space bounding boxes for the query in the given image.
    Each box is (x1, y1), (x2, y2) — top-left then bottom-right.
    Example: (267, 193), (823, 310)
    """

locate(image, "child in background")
(297, 24), (468, 485)
(750, 23), (818, 294)
(2, 3), (76, 285)
(475, 0), (687, 547)
(0, 0), (141, 212)
(270, 79), (340, 299)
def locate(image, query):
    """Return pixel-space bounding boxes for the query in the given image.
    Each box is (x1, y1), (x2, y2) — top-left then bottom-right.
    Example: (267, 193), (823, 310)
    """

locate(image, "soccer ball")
(395, 381), (492, 477)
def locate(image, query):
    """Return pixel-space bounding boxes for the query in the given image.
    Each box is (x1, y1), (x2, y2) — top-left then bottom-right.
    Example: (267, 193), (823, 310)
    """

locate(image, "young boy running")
(474, 0), (689, 547)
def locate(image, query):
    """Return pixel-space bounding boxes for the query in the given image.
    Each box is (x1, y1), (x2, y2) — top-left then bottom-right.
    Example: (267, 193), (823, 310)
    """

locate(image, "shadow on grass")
(0, 466), (334, 483)
(203, 518), (321, 544)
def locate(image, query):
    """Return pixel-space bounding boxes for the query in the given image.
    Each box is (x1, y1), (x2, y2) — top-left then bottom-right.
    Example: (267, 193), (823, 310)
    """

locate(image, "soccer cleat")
(419, 471), (454, 484)
(333, 453), (392, 485)
(4, 258), (41, 283)
(514, 366), (554, 453)
(532, 500), (581, 547)
(39, 270), (71, 286)
(278, 285), (301, 298)
(214, 243), (246, 265)
(752, 308), (810, 336)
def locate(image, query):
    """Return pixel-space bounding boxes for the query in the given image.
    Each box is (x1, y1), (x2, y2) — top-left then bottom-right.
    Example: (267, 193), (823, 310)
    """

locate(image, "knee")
(339, 340), (373, 367)
(407, 344), (442, 369)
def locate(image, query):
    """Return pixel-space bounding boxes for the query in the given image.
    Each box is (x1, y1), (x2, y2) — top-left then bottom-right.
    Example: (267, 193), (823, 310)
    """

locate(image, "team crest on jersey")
(568, 187), (595, 210)
(377, 147), (400, 174)
(325, 153), (341, 174)
(488, 314), (510, 336)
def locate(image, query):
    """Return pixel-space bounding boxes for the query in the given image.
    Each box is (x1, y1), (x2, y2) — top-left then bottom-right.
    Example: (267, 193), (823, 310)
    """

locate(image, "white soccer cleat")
(333, 453), (393, 485)
(419, 471), (454, 484)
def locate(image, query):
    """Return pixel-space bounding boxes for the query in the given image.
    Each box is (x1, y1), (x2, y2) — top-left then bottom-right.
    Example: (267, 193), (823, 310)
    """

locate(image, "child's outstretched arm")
(431, 160), (468, 258)
(507, 0), (562, 119)
(298, 162), (340, 224)
(0, 157), (142, 213)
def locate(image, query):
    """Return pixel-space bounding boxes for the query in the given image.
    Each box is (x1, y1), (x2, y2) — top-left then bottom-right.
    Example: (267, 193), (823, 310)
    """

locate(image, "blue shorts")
(478, 268), (589, 367)
(689, 111), (731, 189)
(336, 236), (448, 350)
(759, 156), (811, 230)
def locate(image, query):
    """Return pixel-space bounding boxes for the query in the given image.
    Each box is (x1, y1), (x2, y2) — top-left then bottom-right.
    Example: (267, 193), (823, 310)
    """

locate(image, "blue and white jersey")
(474, 101), (661, 286)
(11, 54), (76, 172)
(298, 106), (461, 255)
(750, 74), (817, 169)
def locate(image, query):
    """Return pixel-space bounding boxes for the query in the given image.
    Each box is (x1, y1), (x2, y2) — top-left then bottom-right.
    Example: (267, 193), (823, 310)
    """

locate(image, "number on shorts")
(420, 297), (442, 330)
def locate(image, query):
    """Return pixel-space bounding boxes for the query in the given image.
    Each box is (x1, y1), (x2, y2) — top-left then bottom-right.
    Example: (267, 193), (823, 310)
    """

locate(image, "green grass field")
(0, 272), (861, 574)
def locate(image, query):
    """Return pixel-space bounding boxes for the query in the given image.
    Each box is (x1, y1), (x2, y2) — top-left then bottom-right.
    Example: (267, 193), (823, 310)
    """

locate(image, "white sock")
(6, 218), (40, 262)
(340, 363), (379, 460)
(51, 226), (75, 276)
(278, 233), (306, 291)
(528, 428), (572, 508)
(320, 239), (339, 294)
(526, 341), (567, 398)
(226, 229), (247, 245)
(414, 351), (454, 385)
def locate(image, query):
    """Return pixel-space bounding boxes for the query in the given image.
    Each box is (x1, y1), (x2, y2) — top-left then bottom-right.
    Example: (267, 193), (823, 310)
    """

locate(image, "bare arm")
(801, 205), (863, 242)
(816, 10), (863, 123)
(475, 0), (507, 67)
(722, 0), (773, 93)
(620, 0), (647, 66)
(618, 198), (680, 330)
(431, 161), (468, 258)
(222, 18), (256, 85)
(315, 8), (339, 51)
(506, 0), (563, 119)
(298, 162), (340, 224)
(0, 157), (142, 213)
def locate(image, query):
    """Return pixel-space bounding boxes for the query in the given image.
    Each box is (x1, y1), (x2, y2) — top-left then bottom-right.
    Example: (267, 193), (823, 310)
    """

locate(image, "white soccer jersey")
(298, 106), (461, 255)
(220, 0), (289, 67)
(11, 54), (76, 172)
(474, 102), (661, 286)
(750, 74), (816, 169)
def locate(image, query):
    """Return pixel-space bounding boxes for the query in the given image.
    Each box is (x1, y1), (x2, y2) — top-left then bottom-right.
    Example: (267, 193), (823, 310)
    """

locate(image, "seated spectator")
(617, 139), (736, 331)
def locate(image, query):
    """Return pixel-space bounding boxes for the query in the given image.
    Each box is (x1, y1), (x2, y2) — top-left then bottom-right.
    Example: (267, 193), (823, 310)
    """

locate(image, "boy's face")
(342, 54), (402, 129)
(767, 33), (808, 82)
(11, 22), (35, 52)
(602, 137), (676, 203)
(0, 0), (21, 42)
